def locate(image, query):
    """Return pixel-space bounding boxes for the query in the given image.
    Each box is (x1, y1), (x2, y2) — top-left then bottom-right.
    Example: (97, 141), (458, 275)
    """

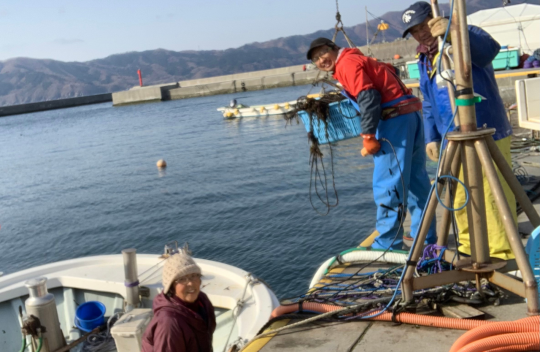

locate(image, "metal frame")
(402, 0), (540, 316)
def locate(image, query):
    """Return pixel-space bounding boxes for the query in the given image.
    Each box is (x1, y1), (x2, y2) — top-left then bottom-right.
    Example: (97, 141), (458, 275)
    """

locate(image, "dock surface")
(247, 114), (540, 352)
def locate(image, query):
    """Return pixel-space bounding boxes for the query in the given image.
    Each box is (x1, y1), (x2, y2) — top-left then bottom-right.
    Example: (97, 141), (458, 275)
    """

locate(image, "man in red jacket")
(307, 38), (436, 250)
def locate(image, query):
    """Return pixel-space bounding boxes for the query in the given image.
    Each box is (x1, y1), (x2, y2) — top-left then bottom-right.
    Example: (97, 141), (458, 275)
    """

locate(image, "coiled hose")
(449, 316), (540, 352)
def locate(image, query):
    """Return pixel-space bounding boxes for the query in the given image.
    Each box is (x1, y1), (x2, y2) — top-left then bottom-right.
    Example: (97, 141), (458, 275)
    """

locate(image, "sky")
(0, 0), (424, 63)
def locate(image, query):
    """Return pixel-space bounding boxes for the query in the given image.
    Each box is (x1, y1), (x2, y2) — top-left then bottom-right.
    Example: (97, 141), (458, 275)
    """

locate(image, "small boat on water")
(0, 242), (278, 352)
(217, 99), (299, 119)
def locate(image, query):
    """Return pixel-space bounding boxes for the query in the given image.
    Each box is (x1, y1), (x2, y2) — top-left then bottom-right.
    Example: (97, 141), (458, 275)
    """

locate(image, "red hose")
(271, 303), (540, 351)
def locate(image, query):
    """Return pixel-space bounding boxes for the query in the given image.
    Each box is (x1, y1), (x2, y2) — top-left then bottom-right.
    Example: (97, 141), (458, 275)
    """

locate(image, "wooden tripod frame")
(401, 0), (540, 315)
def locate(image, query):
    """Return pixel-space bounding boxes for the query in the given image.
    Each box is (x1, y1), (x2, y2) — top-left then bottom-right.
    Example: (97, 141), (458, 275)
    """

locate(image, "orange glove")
(360, 134), (381, 156)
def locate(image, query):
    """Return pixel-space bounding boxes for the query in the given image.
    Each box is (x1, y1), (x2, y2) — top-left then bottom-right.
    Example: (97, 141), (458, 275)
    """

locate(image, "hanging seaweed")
(307, 131), (339, 216)
(283, 93), (345, 126)
(284, 94), (347, 215)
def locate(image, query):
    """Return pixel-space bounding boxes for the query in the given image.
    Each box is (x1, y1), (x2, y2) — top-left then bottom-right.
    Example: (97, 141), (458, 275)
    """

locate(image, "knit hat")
(162, 252), (202, 294)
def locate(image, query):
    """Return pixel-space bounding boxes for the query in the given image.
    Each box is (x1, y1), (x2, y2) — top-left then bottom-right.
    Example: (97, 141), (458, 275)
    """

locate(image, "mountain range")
(1, 0), (538, 106)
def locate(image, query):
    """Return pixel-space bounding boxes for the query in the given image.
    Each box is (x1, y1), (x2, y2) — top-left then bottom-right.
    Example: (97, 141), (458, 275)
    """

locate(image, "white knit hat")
(162, 252), (202, 294)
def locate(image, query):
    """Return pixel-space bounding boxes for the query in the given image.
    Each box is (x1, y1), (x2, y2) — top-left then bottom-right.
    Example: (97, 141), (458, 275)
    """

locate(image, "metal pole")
(403, 141), (458, 302)
(437, 144), (462, 247)
(450, 0), (491, 265)
(475, 139), (539, 315)
(429, 0), (459, 126)
(365, 7), (369, 47)
(122, 248), (140, 310)
(450, 0), (476, 131)
(461, 140), (490, 263)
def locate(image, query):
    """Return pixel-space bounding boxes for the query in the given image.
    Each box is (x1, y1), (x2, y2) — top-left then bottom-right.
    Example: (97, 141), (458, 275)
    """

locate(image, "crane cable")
(332, 0), (356, 48)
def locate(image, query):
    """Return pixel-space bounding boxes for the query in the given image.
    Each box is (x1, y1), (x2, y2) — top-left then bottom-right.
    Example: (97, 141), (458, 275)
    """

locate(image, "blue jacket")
(418, 25), (512, 144)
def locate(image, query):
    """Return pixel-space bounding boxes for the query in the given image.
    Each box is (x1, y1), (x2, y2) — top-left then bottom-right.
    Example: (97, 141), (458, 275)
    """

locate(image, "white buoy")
(156, 159), (167, 168)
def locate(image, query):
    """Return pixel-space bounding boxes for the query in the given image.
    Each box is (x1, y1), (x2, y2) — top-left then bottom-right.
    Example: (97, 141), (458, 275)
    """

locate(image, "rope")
(81, 313), (123, 352)
(138, 258), (167, 285)
(222, 275), (254, 352)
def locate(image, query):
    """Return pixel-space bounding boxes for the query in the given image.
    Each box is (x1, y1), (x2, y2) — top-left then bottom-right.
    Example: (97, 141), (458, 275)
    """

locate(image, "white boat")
(217, 100), (298, 119)
(0, 245), (278, 352)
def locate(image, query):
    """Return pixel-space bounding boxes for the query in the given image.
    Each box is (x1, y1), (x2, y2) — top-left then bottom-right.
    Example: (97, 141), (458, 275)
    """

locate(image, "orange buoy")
(394, 54), (401, 59)
(156, 159), (167, 168)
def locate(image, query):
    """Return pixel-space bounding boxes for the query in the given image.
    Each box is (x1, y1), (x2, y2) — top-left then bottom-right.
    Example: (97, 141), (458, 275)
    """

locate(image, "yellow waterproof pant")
(454, 136), (516, 260)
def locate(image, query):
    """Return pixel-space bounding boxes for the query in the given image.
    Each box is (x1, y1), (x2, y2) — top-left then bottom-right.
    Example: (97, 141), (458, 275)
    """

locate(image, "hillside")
(1, 0), (538, 106)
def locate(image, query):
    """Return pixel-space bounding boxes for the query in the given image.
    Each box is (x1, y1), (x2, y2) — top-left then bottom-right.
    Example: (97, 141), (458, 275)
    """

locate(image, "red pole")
(137, 69), (143, 87)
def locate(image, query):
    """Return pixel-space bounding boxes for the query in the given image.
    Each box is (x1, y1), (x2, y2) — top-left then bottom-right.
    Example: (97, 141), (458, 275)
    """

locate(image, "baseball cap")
(401, 2), (432, 38)
(306, 37), (336, 60)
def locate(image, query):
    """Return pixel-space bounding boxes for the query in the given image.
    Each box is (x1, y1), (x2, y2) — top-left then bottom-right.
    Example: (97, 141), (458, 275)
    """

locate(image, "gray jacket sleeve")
(356, 89), (382, 135)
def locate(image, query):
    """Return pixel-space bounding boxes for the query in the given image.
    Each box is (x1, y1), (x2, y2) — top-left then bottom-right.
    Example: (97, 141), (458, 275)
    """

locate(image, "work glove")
(360, 134), (381, 157)
(428, 17), (449, 38)
(426, 141), (441, 162)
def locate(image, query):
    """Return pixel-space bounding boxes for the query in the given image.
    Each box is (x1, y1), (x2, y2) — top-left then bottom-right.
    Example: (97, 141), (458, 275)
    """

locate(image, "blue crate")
(297, 99), (362, 144)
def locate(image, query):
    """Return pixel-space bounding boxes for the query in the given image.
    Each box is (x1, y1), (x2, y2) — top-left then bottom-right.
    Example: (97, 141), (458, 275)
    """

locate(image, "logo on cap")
(402, 10), (415, 24)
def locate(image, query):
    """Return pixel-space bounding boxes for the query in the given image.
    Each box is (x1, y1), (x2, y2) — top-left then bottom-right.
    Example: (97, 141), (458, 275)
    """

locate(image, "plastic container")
(492, 48), (520, 70)
(297, 99), (362, 144)
(406, 60), (420, 79)
(75, 301), (106, 332)
(111, 308), (153, 352)
(525, 225), (540, 303)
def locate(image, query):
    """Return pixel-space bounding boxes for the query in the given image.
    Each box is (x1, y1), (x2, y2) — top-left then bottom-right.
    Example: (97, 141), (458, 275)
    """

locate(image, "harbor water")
(0, 85), (420, 297)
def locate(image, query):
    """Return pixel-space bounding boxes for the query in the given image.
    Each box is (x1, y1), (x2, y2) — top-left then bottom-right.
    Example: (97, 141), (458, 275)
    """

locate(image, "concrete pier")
(112, 83), (178, 106)
(0, 93), (112, 118)
(112, 66), (326, 106)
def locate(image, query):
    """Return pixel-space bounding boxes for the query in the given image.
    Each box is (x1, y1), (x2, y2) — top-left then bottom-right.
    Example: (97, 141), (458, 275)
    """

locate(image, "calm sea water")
(0, 85), (381, 298)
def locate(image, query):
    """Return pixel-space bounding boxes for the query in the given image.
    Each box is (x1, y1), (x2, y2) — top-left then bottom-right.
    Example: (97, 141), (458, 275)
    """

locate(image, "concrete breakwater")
(0, 93), (112, 118)
(112, 65), (326, 106)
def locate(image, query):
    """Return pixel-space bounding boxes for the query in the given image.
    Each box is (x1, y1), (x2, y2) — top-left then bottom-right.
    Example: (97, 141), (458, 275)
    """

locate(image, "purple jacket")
(142, 292), (216, 352)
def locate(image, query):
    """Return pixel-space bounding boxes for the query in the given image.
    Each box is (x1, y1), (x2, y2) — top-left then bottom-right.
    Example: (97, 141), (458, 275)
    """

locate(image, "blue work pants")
(370, 110), (437, 250)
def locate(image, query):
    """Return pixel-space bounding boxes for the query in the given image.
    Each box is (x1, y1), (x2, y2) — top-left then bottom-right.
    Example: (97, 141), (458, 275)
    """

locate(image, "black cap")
(401, 2), (432, 38)
(306, 37), (335, 60)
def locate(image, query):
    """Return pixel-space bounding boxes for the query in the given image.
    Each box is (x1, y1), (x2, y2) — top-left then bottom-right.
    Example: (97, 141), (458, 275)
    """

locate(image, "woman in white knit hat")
(142, 252), (216, 352)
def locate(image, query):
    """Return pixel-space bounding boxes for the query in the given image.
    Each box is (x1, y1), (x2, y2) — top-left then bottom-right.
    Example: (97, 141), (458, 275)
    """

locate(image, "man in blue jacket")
(402, 2), (516, 260)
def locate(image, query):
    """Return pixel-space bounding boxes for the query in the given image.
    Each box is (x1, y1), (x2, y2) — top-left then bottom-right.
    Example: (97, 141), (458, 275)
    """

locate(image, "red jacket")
(142, 292), (216, 352)
(332, 48), (413, 134)
(333, 48), (411, 102)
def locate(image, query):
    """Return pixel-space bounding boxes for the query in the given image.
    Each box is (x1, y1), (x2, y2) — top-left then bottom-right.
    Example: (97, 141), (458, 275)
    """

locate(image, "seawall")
(0, 93), (112, 118)
(112, 66), (327, 106)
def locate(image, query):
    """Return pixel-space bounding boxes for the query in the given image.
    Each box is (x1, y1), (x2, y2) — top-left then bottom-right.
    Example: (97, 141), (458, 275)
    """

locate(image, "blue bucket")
(75, 301), (106, 332)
